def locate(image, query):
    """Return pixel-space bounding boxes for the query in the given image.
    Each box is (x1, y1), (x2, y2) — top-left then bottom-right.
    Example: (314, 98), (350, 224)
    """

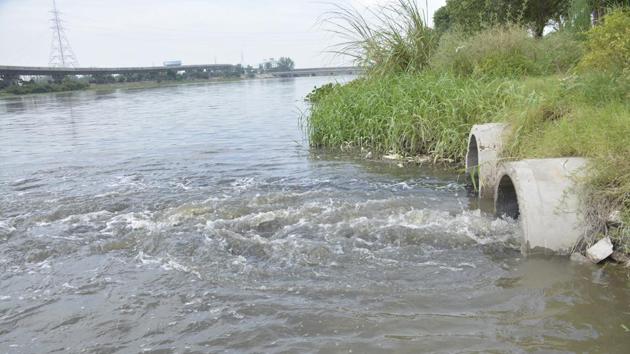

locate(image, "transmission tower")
(49, 0), (79, 67)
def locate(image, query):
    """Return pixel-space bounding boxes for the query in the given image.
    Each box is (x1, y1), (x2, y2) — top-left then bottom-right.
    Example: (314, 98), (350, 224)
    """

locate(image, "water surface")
(0, 78), (628, 353)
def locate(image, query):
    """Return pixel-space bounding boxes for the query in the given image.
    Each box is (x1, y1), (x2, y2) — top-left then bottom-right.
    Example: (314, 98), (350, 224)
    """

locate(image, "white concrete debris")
(586, 237), (614, 263)
(383, 153), (402, 160)
(465, 123), (509, 199)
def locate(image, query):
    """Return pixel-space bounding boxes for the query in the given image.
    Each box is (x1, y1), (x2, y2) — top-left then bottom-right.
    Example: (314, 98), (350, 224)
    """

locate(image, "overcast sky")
(0, 0), (446, 68)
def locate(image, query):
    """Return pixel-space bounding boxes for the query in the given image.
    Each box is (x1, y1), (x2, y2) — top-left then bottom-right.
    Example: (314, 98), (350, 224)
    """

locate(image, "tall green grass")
(323, 0), (437, 75)
(309, 73), (518, 160)
(431, 26), (583, 77)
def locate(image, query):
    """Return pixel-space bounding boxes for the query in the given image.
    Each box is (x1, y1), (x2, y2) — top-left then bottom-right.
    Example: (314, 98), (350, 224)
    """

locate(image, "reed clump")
(323, 0), (438, 75)
(308, 2), (630, 251)
(309, 73), (520, 161)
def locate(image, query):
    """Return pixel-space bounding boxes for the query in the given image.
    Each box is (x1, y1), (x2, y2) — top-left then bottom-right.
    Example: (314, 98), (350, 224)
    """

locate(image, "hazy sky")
(0, 0), (446, 68)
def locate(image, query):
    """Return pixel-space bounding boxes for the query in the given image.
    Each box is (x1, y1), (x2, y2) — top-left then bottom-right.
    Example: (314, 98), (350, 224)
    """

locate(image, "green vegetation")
(3, 79), (89, 95)
(431, 26), (583, 76)
(434, 0), (628, 37)
(0, 76), (249, 97)
(276, 57), (296, 71)
(577, 8), (630, 71)
(325, 0), (437, 74)
(308, 73), (517, 161)
(308, 1), (630, 252)
(259, 57), (296, 72)
(434, 0), (570, 37)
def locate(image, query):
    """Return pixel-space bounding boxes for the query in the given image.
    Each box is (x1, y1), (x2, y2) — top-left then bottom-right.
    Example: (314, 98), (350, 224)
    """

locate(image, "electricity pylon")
(49, 0), (79, 67)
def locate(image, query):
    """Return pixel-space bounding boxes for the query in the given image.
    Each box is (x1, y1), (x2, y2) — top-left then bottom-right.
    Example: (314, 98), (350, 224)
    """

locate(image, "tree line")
(434, 0), (629, 37)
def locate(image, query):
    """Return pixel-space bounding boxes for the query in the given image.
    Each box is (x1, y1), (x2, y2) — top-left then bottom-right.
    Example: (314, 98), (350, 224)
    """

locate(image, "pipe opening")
(466, 135), (480, 193)
(496, 175), (520, 220)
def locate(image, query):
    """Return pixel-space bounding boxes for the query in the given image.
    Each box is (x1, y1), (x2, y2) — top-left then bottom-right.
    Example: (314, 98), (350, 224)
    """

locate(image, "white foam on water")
(103, 212), (164, 234)
(231, 255), (247, 265)
(135, 251), (160, 265)
(81, 185), (521, 282)
(110, 174), (148, 189)
(417, 261), (441, 266)
(0, 220), (16, 234)
(458, 262), (477, 268)
(230, 177), (257, 192)
(50, 235), (83, 241)
(394, 182), (413, 190)
(392, 208), (520, 245)
(93, 191), (120, 198)
(176, 183), (192, 190)
(59, 210), (113, 224)
(135, 251), (203, 279)
(439, 266), (464, 272)
(161, 254), (202, 279)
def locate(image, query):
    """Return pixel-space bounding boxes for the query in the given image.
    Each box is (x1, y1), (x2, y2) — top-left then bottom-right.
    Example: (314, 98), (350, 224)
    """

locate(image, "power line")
(49, 0), (78, 67)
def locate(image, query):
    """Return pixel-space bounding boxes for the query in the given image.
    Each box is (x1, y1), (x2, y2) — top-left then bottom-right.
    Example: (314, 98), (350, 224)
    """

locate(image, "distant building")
(163, 60), (182, 67)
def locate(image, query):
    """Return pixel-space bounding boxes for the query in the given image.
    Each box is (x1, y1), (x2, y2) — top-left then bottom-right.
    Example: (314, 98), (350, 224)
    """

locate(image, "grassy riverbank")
(307, 2), (630, 252)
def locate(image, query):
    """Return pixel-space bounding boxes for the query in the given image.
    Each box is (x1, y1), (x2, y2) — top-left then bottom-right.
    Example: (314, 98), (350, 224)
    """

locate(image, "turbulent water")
(0, 77), (628, 353)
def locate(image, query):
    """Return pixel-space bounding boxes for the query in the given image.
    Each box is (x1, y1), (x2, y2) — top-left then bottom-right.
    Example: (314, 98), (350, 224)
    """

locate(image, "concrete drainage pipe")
(465, 123), (509, 199)
(494, 158), (588, 255)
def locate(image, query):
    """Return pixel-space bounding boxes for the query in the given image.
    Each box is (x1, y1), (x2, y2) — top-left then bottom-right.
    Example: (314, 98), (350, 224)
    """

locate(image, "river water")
(0, 77), (628, 353)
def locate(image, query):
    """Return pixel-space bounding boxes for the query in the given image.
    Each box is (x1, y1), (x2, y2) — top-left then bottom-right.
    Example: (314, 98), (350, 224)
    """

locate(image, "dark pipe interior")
(496, 175), (520, 220)
(466, 135), (480, 194)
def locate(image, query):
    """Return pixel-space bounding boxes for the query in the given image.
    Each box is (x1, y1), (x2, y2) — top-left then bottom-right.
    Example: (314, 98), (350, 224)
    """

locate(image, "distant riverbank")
(87, 77), (246, 92)
(0, 77), (248, 97)
(0, 73), (359, 98)
(0, 66), (361, 97)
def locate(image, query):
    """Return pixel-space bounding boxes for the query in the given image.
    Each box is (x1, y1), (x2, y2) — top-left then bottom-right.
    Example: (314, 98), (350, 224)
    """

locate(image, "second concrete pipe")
(465, 123), (588, 255)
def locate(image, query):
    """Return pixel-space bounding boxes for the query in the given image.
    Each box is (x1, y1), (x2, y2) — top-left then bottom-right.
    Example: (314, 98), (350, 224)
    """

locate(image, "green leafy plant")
(578, 8), (630, 72)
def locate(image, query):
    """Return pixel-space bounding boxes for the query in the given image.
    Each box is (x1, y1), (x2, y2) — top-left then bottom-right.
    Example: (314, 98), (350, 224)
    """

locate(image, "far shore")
(0, 73), (356, 98)
(0, 77), (248, 98)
